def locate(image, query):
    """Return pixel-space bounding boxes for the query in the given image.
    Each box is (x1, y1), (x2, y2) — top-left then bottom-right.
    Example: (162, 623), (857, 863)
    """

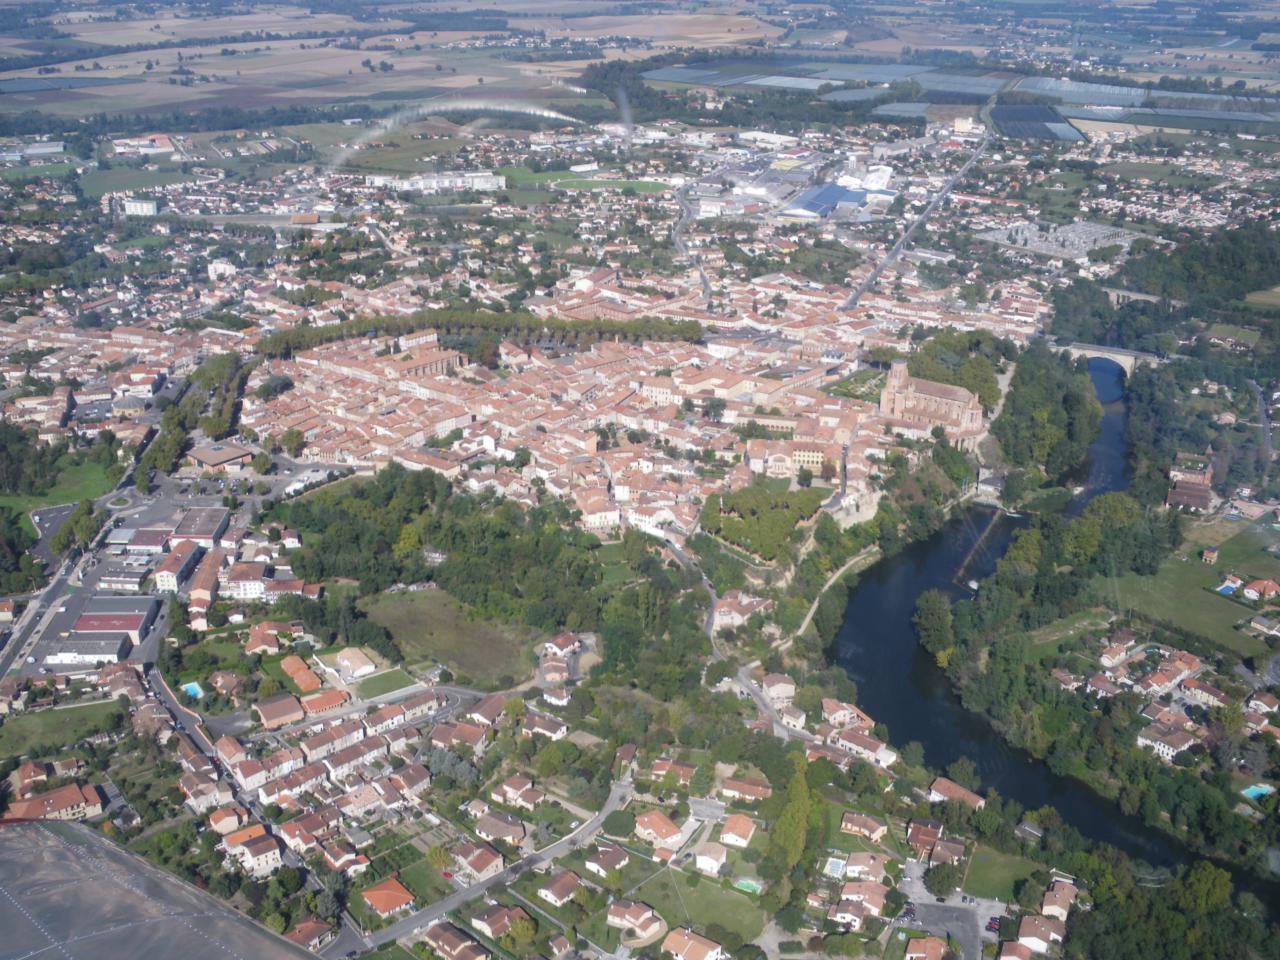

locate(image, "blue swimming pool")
(181, 681), (204, 699)
(1242, 784), (1275, 801)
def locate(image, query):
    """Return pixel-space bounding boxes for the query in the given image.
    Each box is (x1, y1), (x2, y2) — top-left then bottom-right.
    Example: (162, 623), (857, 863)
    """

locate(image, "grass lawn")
(963, 846), (1040, 901)
(1244, 285), (1280, 309)
(0, 700), (122, 757)
(78, 167), (193, 199)
(1027, 608), (1113, 656)
(1102, 524), (1278, 658)
(631, 868), (766, 942)
(1103, 161), (1213, 189)
(397, 858), (449, 903)
(578, 906), (624, 952)
(358, 946), (415, 960)
(0, 459), (113, 519)
(1205, 322), (1261, 346)
(358, 667), (417, 699)
(497, 165), (568, 186)
(555, 178), (668, 193)
(360, 589), (537, 688)
(1, 162), (74, 181)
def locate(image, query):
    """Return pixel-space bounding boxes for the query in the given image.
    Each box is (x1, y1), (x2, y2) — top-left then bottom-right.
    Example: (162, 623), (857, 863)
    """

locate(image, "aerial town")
(2, 2), (1280, 960)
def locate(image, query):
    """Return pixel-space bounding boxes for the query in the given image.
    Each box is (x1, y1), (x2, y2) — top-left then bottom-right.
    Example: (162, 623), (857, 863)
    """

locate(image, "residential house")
(606, 900), (663, 941)
(538, 869), (582, 909)
(586, 842), (630, 879)
(661, 928), (725, 960)
(1017, 915), (1065, 955)
(693, 840), (727, 877)
(1041, 881), (1078, 922)
(928, 776), (985, 811)
(635, 810), (682, 849)
(719, 776), (772, 803)
(361, 875), (415, 919)
(905, 937), (949, 960)
(841, 812), (887, 842)
(720, 813), (756, 849)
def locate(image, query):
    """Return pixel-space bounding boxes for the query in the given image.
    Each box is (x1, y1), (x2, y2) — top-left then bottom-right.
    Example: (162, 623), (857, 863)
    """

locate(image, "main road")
(840, 132), (991, 312)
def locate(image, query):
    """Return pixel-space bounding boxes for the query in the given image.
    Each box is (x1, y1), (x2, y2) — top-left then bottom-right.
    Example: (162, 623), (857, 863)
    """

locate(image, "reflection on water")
(834, 360), (1175, 866)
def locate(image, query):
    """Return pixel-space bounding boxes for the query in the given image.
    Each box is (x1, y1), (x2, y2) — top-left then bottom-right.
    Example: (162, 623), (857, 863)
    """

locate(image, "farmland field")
(360, 589), (538, 687)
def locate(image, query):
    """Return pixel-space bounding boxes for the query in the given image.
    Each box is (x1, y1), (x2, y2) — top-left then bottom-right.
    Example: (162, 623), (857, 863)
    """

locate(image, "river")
(832, 359), (1180, 868)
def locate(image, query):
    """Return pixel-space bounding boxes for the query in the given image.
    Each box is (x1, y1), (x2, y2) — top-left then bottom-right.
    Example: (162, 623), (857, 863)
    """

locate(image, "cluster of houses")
(1051, 627), (1280, 764)
(996, 880), (1080, 958)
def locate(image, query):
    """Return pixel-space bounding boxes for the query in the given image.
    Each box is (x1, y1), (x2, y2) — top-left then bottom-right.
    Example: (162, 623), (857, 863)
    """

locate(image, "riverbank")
(833, 358), (1280, 896)
(832, 361), (1179, 866)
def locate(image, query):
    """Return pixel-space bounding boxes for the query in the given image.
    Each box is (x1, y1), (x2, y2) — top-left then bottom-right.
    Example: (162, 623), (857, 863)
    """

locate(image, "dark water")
(832, 359), (1179, 867)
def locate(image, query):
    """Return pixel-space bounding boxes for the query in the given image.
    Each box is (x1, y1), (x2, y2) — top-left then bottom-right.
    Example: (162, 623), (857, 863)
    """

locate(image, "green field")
(1244, 285), (1280, 309)
(555, 178), (668, 193)
(0, 460), (113, 524)
(1205, 322), (1261, 346)
(1103, 524), (1279, 658)
(631, 868), (766, 942)
(360, 589), (537, 687)
(357, 667), (417, 699)
(0, 700), (122, 758)
(78, 167), (194, 199)
(397, 858), (449, 902)
(962, 846), (1040, 901)
(1, 162), (74, 182)
(1103, 161), (1215, 189)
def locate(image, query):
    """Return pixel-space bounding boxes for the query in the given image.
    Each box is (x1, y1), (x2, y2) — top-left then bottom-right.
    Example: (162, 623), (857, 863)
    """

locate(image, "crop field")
(0, 35), (588, 119)
(57, 9), (392, 46)
(513, 13), (783, 45)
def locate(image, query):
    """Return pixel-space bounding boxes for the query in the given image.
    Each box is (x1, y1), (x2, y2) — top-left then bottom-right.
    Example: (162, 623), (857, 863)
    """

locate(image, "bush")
(602, 810), (634, 836)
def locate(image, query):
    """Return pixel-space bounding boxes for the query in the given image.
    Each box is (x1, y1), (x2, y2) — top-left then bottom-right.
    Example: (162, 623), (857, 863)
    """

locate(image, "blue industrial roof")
(786, 183), (865, 217)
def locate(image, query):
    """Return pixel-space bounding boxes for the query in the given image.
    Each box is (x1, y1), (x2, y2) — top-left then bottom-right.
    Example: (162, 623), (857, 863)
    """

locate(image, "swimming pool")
(181, 681), (204, 699)
(1241, 783), (1275, 801)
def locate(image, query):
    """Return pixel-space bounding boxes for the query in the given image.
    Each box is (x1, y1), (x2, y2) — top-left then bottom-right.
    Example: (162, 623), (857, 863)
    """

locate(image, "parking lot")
(897, 860), (1005, 960)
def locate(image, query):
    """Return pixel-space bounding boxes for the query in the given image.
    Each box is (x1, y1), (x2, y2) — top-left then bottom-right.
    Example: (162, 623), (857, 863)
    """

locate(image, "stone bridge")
(1051, 341), (1163, 376)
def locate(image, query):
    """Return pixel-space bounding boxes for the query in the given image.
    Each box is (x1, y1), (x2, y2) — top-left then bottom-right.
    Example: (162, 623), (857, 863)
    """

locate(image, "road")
(357, 774), (635, 951)
(1248, 378), (1272, 486)
(665, 537), (817, 744)
(840, 132), (990, 312)
(671, 149), (789, 306)
(673, 186), (712, 302)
